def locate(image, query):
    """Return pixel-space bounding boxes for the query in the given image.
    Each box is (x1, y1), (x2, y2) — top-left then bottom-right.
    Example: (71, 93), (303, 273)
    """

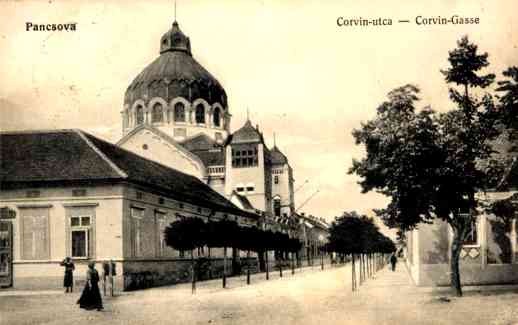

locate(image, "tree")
(496, 66), (518, 142)
(327, 212), (394, 291)
(350, 37), (502, 296)
(164, 217), (207, 293)
(205, 219), (240, 288)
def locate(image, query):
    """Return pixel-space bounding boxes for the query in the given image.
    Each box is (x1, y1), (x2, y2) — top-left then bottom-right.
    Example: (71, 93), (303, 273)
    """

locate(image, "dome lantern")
(160, 21), (192, 55)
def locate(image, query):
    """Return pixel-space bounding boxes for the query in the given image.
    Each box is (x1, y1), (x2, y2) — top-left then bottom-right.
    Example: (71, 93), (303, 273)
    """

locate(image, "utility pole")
(295, 189), (319, 213)
(294, 179), (309, 194)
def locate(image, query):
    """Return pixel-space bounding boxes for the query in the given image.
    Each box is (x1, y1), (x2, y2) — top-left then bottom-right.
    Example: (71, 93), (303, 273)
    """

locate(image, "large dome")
(121, 21), (230, 143)
(124, 21), (227, 107)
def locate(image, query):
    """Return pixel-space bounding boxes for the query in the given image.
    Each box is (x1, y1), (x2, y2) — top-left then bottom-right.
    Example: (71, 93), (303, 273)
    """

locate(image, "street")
(2, 262), (518, 325)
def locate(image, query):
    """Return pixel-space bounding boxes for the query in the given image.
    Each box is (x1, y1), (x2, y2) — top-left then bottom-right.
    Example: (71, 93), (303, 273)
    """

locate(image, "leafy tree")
(205, 219), (240, 288)
(164, 217), (207, 293)
(350, 37), (502, 297)
(327, 212), (395, 290)
(496, 66), (518, 143)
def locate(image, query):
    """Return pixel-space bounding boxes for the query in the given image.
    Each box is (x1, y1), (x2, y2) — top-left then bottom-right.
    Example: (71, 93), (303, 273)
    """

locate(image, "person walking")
(390, 253), (397, 272)
(60, 257), (75, 293)
(77, 261), (103, 311)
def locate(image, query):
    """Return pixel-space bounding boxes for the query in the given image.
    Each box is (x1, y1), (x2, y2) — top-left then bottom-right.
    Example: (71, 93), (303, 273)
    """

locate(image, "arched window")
(174, 102), (186, 122)
(123, 111), (129, 128)
(136, 105), (144, 125)
(213, 107), (221, 127)
(273, 197), (281, 217)
(195, 104), (205, 124)
(152, 103), (163, 123)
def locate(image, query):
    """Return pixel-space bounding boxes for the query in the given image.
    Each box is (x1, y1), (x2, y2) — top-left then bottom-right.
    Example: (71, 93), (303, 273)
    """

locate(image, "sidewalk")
(345, 262), (518, 325)
(0, 261), (337, 297)
(3, 262), (518, 325)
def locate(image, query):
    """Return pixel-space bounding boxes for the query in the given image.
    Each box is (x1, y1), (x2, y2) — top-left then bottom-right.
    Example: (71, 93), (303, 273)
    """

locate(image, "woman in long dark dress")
(77, 261), (103, 311)
(60, 257), (75, 293)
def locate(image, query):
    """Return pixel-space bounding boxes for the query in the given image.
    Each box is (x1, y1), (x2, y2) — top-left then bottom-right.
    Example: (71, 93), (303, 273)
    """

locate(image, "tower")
(225, 120), (273, 214)
(121, 20), (230, 144)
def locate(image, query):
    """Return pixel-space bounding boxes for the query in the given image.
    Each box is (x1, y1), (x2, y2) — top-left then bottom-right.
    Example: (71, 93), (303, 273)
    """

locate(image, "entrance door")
(0, 221), (13, 287)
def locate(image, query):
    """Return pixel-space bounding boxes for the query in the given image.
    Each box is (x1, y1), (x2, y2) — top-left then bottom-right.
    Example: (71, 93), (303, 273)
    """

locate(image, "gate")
(0, 221), (13, 287)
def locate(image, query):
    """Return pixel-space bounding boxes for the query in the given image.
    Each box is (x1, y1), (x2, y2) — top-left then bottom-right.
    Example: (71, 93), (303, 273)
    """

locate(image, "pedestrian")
(390, 253), (397, 272)
(60, 257), (75, 293)
(77, 261), (103, 311)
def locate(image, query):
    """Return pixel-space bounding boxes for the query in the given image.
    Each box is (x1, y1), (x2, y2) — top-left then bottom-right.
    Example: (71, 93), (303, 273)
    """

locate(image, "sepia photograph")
(0, 0), (517, 324)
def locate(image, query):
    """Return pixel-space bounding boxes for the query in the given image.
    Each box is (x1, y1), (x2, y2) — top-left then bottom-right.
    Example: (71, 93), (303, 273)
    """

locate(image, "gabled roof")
(180, 133), (225, 166)
(270, 145), (288, 165)
(229, 191), (255, 211)
(181, 133), (217, 151)
(230, 120), (263, 144)
(0, 129), (253, 218)
(490, 129), (518, 191)
(498, 157), (518, 190)
(117, 124), (207, 171)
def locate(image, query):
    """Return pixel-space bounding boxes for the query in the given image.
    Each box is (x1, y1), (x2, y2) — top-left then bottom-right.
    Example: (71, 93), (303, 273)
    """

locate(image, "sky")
(1, 0), (517, 235)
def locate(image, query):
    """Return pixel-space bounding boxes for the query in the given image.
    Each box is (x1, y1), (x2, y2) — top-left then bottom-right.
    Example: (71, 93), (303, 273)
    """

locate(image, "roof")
(499, 157), (518, 190)
(124, 21), (227, 107)
(180, 134), (225, 166)
(270, 146), (288, 165)
(230, 120), (263, 144)
(490, 129), (518, 190)
(0, 129), (255, 218)
(230, 191), (255, 211)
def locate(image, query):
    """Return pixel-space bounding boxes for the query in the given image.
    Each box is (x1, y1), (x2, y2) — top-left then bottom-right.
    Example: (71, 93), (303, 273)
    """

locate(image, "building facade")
(0, 130), (259, 290)
(117, 20), (298, 232)
(406, 136), (518, 286)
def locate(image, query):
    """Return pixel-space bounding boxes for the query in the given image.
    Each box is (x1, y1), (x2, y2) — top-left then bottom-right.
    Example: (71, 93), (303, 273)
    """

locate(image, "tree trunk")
(266, 250), (270, 280)
(208, 247), (213, 280)
(279, 258), (283, 278)
(352, 254), (356, 292)
(246, 250), (251, 285)
(450, 228), (464, 297)
(258, 250), (266, 272)
(223, 246), (227, 288)
(191, 250), (196, 294)
(358, 254), (363, 285)
(291, 252), (295, 275)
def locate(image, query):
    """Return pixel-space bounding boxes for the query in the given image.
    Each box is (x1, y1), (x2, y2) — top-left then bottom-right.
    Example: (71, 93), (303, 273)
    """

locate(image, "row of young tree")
(326, 212), (396, 291)
(164, 217), (303, 293)
(350, 35), (518, 296)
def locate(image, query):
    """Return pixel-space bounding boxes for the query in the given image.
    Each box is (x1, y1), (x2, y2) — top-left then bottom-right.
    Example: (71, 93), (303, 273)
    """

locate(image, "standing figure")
(60, 257), (75, 293)
(390, 253), (397, 272)
(77, 261), (103, 311)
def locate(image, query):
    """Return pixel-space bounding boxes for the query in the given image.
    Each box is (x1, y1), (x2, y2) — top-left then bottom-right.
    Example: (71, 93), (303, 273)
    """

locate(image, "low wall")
(122, 257), (259, 291)
(10, 261), (124, 291)
(416, 263), (518, 286)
